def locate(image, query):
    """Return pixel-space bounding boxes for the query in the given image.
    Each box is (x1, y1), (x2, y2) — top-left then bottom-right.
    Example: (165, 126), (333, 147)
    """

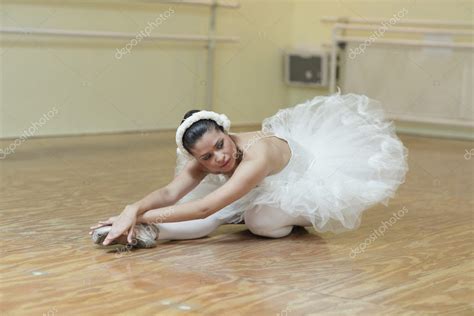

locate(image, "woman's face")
(190, 128), (237, 173)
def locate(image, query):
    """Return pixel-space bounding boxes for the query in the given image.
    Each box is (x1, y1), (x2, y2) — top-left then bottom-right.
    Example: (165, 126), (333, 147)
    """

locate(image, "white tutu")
(174, 91), (409, 233)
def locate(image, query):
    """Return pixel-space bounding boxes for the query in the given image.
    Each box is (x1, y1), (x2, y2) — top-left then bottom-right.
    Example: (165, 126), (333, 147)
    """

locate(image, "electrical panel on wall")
(284, 49), (329, 87)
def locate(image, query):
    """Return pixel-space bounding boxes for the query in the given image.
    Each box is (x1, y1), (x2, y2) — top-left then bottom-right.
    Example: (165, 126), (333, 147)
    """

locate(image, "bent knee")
(247, 225), (293, 238)
(245, 215), (293, 238)
(244, 205), (293, 238)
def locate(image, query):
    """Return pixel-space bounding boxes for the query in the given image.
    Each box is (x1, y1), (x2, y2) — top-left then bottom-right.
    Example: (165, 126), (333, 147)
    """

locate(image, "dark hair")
(179, 110), (225, 154)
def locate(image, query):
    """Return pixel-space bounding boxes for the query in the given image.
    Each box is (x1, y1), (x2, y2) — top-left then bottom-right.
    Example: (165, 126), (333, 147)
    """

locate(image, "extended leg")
(244, 204), (312, 238)
(154, 214), (227, 240)
(91, 212), (228, 247)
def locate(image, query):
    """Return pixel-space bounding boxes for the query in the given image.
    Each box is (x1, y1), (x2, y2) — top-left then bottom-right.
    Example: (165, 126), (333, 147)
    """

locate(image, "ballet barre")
(333, 23), (474, 37)
(157, 0), (240, 8)
(323, 17), (474, 130)
(0, 26), (239, 43)
(327, 21), (474, 94)
(0, 0), (241, 110)
(322, 16), (473, 29)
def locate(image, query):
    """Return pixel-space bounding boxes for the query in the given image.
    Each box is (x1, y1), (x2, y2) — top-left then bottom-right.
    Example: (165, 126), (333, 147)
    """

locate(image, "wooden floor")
(0, 129), (473, 315)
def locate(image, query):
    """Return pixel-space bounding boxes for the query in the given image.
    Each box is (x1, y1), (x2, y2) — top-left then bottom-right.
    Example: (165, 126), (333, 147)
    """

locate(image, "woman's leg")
(153, 214), (228, 240)
(244, 204), (312, 238)
(92, 214), (227, 247)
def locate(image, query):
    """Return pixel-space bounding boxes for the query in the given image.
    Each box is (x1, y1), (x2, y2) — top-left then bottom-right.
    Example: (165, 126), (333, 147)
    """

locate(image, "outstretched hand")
(89, 216), (118, 233)
(102, 208), (138, 246)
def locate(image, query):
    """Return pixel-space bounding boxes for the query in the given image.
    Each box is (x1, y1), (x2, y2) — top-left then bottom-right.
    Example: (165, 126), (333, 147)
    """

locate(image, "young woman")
(90, 90), (409, 248)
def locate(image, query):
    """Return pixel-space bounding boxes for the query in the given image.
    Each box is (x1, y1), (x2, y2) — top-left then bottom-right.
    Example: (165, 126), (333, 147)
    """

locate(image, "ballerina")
(90, 90), (409, 248)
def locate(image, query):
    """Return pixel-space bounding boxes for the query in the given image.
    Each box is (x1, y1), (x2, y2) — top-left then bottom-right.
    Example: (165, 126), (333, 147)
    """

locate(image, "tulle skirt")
(174, 91), (409, 233)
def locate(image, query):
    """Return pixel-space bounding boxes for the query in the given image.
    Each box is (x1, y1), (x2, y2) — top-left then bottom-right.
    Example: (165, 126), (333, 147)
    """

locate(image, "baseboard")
(394, 120), (474, 141)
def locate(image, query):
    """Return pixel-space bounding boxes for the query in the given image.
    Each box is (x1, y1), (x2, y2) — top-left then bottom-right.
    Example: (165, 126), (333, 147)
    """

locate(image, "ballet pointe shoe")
(91, 224), (160, 249)
(91, 225), (122, 246)
(133, 223), (160, 248)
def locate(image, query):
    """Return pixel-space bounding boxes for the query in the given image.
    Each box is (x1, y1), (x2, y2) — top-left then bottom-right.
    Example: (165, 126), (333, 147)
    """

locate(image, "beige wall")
(1, 0), (472, 139)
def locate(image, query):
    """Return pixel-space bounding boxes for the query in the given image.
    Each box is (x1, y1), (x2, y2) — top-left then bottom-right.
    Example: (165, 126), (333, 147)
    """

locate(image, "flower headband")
(176, 110), (231, 159)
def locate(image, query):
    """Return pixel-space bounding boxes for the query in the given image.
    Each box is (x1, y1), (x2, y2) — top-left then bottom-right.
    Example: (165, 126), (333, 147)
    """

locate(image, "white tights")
(153, 205), (313, 240)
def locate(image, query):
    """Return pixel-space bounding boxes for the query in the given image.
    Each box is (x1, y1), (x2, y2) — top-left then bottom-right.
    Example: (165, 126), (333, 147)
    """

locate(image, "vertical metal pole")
(206, 1), (217, 110)
(329, 28), (338, 94)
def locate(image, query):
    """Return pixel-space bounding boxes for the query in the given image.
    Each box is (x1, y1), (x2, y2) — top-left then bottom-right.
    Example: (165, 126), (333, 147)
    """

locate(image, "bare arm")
(99, 159), (210, 245)
(137, 157), (271, 223)
(130, 159), (208, 216)
(100, 157), (270, 245)
(93, 159), (206, 228)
